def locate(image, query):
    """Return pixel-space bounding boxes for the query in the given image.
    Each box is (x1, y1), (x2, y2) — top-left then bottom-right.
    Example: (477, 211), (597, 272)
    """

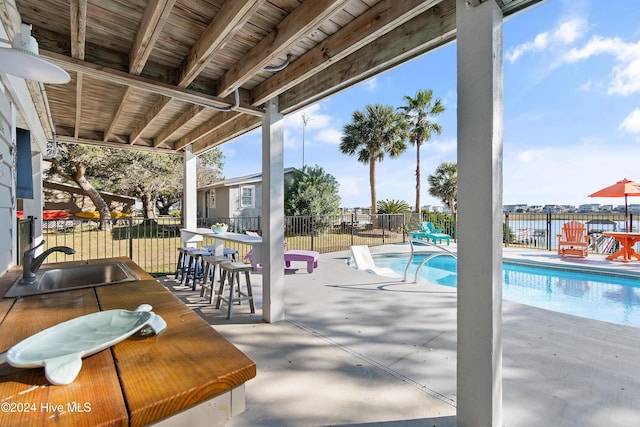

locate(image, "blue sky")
(219, 0), (640, 209)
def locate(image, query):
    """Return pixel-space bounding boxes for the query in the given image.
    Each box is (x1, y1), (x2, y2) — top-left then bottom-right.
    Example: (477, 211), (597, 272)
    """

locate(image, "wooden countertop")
(0, 258), (256, 426)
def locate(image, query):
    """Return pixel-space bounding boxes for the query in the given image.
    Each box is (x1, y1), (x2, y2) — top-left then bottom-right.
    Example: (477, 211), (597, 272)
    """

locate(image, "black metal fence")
(29, 212), (634, 275)
(503, 212), (635, 254)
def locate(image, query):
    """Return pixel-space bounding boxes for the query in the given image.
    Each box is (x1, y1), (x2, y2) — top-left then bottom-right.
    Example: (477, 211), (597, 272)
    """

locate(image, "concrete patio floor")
(159, 243), (640, 426)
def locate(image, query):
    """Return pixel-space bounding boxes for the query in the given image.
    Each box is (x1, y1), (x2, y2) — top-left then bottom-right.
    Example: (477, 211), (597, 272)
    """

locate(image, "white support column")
(261, 97), (285, 323)
(183, 145), (200, 247)
(456, 0), (504, 426)
(21, 151), (43, 247)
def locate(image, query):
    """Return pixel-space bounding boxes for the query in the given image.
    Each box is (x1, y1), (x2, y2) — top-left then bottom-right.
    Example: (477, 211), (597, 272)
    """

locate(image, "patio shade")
(588, 178), (640, 232)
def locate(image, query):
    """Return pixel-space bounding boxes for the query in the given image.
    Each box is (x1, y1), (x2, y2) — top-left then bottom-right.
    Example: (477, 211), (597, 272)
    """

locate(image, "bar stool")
(175, 247), (191, 282)
(215, 262), (255, 319)
(200, 255), (231, 304)
(202, 245), (238, 262)
(184, 249), (210, 290)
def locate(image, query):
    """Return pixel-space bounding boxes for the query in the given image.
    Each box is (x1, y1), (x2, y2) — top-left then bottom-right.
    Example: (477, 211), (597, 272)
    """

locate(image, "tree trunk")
(72, 162), (112, 230)
(369, 155), (377, 225)
(141, 191), (156, 219)
(415, 141), (421, 213)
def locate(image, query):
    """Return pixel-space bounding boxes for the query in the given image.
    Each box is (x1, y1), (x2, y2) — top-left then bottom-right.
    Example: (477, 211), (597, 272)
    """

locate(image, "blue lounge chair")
(423, 222), (451, 245)
(409, 222), (451, 245)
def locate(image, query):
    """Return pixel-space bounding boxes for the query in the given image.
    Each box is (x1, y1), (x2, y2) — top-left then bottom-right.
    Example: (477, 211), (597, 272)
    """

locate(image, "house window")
(240, 185), (255, 208)
(209, 189), (216, 208)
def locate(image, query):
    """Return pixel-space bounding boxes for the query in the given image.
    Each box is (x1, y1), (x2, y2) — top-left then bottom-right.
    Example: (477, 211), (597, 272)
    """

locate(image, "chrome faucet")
(21, 241), (75, 284)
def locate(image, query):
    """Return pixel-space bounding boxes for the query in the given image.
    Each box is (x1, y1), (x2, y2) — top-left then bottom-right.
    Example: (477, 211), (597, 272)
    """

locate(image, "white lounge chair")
(349, 245), (401, 278)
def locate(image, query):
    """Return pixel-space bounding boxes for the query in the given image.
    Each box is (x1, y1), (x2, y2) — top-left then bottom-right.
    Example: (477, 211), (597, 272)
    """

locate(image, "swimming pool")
(374, 253), (640, 328)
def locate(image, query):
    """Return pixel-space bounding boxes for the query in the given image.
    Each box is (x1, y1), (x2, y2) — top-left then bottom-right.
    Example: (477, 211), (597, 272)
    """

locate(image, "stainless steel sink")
(4, 262), (139, 297)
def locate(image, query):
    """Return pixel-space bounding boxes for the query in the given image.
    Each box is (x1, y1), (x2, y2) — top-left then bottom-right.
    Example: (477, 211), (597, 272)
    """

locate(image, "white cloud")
(563, 36), (640, 96)
(516, 149), (546, 163)
(553, 18), (587, 44)
(506, 18), (587, 63)
(620, 108), (640, 134)
(284, 102), (339, 149)
(314, 128), (342, 145)
(336, 174), (369, 206)
(579, 79), (592, 91)
(363, 77), (378, 92)
(430, 138), (457, 156)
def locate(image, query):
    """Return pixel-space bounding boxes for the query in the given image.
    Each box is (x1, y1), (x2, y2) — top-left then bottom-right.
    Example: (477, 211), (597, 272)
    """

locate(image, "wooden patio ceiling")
(1, 0), (543, 155)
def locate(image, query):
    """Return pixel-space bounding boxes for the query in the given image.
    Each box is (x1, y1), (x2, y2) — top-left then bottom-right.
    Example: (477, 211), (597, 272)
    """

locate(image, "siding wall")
(0, 84), (16, 274)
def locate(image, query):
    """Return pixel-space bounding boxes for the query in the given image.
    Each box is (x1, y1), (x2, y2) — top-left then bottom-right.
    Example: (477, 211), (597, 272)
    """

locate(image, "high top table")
(603, 232), (640, 262)
(181, 228), (263, 263)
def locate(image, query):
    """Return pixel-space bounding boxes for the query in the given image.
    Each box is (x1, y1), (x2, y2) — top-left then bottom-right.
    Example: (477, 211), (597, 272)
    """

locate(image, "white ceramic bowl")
(211, 224), (228, 234)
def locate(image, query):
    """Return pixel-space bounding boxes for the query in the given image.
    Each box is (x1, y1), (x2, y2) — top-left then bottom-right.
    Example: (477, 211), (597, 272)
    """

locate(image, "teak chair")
(557, 221), (589, 258)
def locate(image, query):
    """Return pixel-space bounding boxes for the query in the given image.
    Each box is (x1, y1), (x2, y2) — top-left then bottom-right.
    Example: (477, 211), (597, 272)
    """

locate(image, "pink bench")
(284, 250), (319, 273)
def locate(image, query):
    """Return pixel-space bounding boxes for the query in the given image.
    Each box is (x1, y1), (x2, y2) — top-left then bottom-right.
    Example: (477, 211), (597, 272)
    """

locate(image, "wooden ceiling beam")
(192, 115), (261, 154)
(41, 50), (264, 116)
(216, 0), (350, 98)
(251, 0), (439, 106)
(130, 0), (177, 75)
(138, 0), (262, 148)
(69, 0), (87, 60)
(57, 135), (177, 154)
(103, 86), (132, 141)
(279, 0), (457, 114)
(129, 96), (172, 144)
(174, 110), (240, 150)
(116, 0), (176, 143)
(178, 0), (264, 87)
(154, 103), (207, 147)
(70, 0), (87, 139)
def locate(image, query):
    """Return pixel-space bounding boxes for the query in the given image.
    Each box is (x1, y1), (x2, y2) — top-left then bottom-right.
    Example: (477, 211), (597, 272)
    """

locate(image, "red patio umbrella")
(589, 178), (640, 232)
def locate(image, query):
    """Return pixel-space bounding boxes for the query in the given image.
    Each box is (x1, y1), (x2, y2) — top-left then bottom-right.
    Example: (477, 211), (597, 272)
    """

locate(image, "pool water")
(376, 253), (640, 328)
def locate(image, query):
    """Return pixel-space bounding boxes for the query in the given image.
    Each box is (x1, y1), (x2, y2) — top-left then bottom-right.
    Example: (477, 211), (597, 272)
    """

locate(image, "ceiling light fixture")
(0, 23), (70, 84)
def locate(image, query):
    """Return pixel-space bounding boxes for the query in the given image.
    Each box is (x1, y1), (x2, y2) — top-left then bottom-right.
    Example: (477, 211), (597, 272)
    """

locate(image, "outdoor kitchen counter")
(0, 257), (256, 427)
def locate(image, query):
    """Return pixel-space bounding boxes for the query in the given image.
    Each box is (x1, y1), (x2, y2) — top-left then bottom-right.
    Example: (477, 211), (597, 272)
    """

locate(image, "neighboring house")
(42, 180), (136, 214)
(197, 168), (296, 221)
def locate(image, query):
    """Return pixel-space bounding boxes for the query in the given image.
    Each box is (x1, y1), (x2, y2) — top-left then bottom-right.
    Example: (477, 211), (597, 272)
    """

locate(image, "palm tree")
(377, 199), (412, 214)
(428, 162), (457, 213)
(340, 104), (408, 217)
(398, 89), (445, 213)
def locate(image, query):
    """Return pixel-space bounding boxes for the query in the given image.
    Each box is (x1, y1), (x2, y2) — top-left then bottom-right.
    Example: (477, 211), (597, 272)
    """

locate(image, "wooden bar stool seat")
(215, 262), (255, 319)
(200, 255), (231, 304)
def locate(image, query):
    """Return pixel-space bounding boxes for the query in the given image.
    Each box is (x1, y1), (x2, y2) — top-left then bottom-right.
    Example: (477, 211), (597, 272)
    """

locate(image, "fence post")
(546, 212), (552, 251)
(350, 213), (355, 246)
(128, 216), (134, 259)
(403, 214), (406, 243)
(504, 213), (509, 247)
(310, 216), (315, 251)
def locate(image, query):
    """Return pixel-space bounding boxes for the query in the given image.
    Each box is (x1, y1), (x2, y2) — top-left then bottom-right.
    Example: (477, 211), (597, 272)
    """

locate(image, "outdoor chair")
(557, 221), (589, 258)
(423, 222), (451, 245)
(349, 245), (401, 278)
(408, 222), (451, 245)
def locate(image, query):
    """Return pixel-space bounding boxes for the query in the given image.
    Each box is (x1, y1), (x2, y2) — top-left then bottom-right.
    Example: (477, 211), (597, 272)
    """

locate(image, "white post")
(21, 151), (43, 248)
(182, 145), (200, 247)
(456, 0), (503, 426)
(261, 97), (285, 323)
